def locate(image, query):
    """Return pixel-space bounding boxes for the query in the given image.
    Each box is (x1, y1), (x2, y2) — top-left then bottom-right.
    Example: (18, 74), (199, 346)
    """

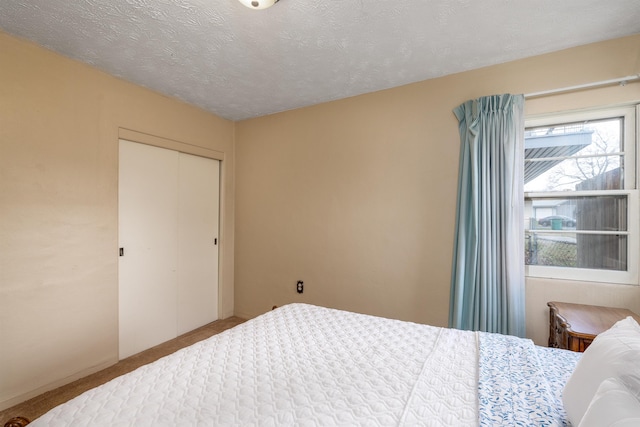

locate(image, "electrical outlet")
(296, 280), (304, 294)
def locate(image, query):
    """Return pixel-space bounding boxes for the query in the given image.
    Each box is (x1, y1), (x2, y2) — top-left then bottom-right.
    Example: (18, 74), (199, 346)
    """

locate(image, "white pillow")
(578, 377), (640, 427)
(563, 316), (640, 426)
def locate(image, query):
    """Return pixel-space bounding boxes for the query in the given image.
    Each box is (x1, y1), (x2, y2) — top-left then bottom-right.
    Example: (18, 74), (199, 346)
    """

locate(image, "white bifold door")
(118, 139), (219, 359)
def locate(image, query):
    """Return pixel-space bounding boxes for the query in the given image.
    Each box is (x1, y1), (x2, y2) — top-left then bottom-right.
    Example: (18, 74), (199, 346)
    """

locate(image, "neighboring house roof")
(524, 130), (593, 184)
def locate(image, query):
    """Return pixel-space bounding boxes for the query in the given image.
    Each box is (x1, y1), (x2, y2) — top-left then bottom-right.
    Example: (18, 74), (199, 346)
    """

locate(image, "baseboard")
(0, 357), (117, 412)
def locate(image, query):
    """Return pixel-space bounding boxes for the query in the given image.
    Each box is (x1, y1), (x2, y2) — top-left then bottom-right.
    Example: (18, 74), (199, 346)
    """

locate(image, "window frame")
(524, 105), (639, 285)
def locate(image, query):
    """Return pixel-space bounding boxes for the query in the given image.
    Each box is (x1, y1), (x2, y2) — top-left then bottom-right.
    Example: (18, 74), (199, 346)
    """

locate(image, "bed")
(7, 303), (588, 426)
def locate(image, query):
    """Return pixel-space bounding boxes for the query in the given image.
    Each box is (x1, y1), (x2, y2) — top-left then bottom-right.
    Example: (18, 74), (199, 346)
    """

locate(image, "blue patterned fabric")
(478, 332), (581, 426)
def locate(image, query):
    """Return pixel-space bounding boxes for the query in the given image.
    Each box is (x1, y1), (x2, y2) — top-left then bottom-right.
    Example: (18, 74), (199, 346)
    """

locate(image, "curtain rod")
(524, 74), (640, 99)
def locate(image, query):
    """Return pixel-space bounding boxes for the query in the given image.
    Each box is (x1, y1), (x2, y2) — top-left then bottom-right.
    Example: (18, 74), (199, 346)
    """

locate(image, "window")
(524, 105), (638, 284)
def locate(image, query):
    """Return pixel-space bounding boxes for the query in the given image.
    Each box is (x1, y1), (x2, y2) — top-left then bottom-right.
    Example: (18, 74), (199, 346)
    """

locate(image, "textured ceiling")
(1, 0), (639, 121)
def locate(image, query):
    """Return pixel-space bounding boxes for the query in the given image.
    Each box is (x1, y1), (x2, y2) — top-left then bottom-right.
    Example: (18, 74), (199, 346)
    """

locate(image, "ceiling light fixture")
(238, 0), (279, 9)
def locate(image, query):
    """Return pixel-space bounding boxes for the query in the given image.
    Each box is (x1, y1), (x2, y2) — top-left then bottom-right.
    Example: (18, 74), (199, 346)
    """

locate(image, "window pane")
(525, 118), (623, 192)
(525, 232), (627, 271)
(526, 196), (627, 232)
(525, 194), (629, 271)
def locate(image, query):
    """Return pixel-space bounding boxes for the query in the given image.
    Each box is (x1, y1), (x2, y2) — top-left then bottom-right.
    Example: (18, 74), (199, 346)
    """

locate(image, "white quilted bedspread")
(32, 303), (479, 426)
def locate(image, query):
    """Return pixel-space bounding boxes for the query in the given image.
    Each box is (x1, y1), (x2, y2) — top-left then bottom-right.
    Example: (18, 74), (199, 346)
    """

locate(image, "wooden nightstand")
(547, 301), (640, 352)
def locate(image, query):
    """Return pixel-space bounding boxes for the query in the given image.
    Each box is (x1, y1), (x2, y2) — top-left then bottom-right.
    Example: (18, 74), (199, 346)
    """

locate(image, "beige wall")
(234, 35), (640, 342)
(0, 31), (235, 409)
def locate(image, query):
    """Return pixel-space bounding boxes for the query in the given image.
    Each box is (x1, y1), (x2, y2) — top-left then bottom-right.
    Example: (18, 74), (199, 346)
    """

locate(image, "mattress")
(30, 303), (580, 426)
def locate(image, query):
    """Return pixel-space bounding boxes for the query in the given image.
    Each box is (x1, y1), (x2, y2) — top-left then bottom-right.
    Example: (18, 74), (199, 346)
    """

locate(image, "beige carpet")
(0, 317), (245, 426)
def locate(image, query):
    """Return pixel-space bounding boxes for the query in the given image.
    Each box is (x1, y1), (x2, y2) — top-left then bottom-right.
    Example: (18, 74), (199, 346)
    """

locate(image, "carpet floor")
(1, 316), (245, 426)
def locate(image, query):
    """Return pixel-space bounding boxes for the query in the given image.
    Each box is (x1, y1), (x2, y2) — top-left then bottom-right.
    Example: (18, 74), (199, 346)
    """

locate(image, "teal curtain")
(449, 94), (526, 337)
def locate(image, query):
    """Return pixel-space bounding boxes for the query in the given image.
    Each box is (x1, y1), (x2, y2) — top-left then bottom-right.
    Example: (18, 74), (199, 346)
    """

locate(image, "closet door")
(119, 140), (221, 359)
(118, 140), (179, 359)
(177, 152), (219, 334)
